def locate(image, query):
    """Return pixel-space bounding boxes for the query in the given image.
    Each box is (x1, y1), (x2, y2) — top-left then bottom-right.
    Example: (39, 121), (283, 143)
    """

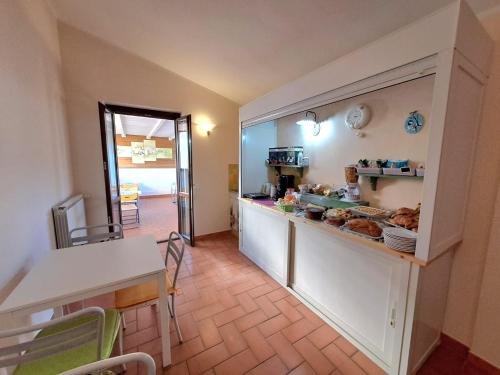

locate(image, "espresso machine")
(276, 175), (295, 199)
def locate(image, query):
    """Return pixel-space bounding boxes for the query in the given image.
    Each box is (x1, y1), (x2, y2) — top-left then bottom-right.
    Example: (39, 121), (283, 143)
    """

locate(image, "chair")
(0, 307), (121, 375)
(69, 223), (123, 247)
(58, 352), (155, 375)
(115, 231), (186, 346)
(120, 183), (140, 225)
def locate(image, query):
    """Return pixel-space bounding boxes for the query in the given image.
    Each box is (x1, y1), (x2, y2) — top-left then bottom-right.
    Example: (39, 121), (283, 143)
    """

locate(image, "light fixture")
(196, 121), (215, 136)
(296, 110), (320, 136)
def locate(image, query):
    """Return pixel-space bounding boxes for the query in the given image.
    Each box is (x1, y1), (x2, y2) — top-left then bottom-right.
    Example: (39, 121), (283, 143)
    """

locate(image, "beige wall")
(442, 9), (500, 368)
(276, 75), (434, 209)
(58, 24), (239, 236)
(0, 0), (73, 300)
(470, 182), (500, 368)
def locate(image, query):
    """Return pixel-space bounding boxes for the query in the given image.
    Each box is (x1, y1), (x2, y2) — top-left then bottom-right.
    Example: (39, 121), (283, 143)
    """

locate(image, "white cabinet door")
(291, 222), (410, 371)
(239, 203), (289, 284)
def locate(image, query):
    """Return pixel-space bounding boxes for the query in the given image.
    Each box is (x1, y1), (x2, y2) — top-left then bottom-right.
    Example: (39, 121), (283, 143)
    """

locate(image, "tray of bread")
(385, 204), (420, 232)
(350, 206), (392, 219)
(341, 218), (385, 240)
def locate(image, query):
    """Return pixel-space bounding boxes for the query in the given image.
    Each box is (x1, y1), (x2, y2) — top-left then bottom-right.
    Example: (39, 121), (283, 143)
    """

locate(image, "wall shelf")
(358, 173), (423, 191)
(267, 163), (307, 177)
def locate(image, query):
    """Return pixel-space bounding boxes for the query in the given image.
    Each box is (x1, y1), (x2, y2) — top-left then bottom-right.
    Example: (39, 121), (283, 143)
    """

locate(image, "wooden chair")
(120, 183), (140, 224)
(69, 223), (123, 247)
(59, 352), (155, 375)
(0, 307), (120, 375)
(115, 232), (186, 347)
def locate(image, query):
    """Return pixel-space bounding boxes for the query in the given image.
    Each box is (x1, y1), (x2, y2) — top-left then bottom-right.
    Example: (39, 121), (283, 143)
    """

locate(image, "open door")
(175, 115), (195, 246)
(98, 102), (121, 225)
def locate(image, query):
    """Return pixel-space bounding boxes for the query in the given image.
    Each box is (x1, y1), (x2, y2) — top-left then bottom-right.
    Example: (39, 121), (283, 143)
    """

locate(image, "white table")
(0, 235), (171, 367)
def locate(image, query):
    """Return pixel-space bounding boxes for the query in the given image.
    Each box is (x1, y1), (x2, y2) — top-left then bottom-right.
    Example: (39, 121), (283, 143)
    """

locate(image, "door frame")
(98, 102), (181, 226)
(174, 115), (195, 246)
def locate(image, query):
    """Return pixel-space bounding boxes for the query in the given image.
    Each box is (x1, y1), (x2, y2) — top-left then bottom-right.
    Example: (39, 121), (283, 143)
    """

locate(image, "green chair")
(0, 307), (120, 375)
(59, 352), (156, 375)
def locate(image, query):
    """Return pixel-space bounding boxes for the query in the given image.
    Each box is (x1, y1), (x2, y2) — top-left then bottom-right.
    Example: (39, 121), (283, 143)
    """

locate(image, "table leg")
(158, 270), (171, 367)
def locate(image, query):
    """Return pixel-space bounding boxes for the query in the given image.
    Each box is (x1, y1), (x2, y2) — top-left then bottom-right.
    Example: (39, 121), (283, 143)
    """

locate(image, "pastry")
(324, 208), (352, 220)
(324, 217), (345, 227)
(389, 204), (421, 232)
(346, 219), (382, 237)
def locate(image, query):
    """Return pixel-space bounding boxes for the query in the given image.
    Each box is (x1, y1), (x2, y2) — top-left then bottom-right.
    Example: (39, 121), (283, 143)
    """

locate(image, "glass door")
(98, 102), (121, 225)
(175, 115), (195, 245)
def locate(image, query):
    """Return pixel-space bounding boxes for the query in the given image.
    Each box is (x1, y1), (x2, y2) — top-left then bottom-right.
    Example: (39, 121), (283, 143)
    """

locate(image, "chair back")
(69, 223), (123, 246)
(59, 352), (155, 375)
(158, 231), (185, 289)
(121, 193), (138, 203)
(0, 307), (105, 368)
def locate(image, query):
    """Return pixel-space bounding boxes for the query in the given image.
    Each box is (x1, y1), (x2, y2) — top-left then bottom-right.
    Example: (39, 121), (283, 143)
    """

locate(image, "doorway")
(98, 103), (195, 245)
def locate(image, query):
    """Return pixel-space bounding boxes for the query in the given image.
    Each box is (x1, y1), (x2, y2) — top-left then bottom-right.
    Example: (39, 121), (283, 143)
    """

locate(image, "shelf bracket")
(369, 176), (378, 191)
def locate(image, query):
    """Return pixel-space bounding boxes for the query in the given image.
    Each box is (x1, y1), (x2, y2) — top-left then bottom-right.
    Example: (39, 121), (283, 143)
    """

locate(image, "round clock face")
(345, 104), (370, 130)
(404, 111), (424, 134)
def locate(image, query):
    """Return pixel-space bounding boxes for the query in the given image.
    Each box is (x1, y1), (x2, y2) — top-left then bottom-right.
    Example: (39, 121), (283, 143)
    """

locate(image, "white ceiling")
(115, 114), (175, 138)
(51, 0), (500, 104)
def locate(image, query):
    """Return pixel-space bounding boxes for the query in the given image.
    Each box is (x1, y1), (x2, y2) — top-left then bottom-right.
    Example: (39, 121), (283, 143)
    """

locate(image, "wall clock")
(345, 104), (371, 130)
(404, 111), (425, 134)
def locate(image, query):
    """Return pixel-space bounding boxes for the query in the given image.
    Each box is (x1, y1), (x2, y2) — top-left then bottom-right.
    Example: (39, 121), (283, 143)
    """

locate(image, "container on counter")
(344, 165), (359, 183)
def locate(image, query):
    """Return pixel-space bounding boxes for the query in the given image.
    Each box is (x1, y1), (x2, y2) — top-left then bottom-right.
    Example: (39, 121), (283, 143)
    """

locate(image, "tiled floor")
(124, 196), (178, 241)
(90, 231), (389, 375)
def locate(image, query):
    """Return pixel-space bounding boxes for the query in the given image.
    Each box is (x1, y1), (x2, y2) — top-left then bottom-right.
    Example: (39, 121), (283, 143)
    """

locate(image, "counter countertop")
(238, 197), (426, 266)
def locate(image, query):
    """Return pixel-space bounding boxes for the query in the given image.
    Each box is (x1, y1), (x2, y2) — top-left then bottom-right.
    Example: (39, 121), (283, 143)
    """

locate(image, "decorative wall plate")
(345, 104), (371, 130)
(404, 111), (424, 134)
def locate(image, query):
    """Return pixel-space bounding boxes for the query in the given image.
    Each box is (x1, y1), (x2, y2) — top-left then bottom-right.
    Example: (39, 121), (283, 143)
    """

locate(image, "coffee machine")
(276, 175), (295, 199)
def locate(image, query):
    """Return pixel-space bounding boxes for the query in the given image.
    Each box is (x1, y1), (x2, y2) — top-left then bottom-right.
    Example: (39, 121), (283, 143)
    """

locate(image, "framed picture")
(144, 139), (157, 161)
(117, 145), (132, 158)
(156, 147), (173, 159)
(131, 142), (145, 164)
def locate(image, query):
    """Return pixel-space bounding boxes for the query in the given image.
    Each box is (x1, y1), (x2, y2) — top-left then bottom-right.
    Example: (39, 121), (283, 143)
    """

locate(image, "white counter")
(238, 197), (449, 375)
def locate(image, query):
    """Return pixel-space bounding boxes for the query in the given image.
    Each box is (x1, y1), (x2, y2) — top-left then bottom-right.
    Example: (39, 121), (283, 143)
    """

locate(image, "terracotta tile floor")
(123, 196), (178, 241)
(88, 231), (394, 375)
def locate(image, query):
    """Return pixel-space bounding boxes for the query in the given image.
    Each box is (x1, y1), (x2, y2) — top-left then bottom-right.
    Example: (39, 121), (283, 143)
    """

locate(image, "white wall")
(276, 75), (434, 209)
(0, 0), (73, 300)
(241, 121), (277, 194)
(470, 181), (500, 368)
(442, 10), (500, 368)
(58, 23), (239, 236)
(119, 168), (176, 196)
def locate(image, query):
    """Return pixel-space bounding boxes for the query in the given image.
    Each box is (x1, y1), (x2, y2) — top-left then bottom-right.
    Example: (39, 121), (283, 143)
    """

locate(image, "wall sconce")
(196, 121), (216, 137)
(296, 110), (320, 136)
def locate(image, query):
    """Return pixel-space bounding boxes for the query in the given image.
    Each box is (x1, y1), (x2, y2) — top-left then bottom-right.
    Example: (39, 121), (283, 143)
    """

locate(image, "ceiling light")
(296, 110), (320, 136)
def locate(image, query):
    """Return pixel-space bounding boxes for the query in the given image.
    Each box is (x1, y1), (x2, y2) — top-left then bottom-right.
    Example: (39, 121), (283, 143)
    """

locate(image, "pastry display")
(345, 219), (383, 238)
(324, 217), (345, 227)
(324, 208), (352, 220)
(388, 204), (420, 232)
(305, 207), (325, 220)
(350, 206), (390, 218)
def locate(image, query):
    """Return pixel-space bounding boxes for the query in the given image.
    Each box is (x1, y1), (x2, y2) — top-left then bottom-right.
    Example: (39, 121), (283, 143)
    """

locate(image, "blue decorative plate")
(404, 111), (424, 134)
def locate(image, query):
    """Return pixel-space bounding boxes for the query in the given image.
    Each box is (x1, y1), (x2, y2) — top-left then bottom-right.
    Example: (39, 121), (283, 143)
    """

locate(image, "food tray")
(350, 206), (391, 219)
(340, 222), (385, 241)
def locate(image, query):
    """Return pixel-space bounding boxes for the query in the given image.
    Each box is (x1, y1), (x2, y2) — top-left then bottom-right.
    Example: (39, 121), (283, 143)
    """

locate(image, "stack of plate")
(383, 227), (417, 253)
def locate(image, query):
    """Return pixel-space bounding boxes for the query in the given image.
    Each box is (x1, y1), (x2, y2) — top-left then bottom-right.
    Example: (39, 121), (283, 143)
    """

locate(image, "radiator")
(52, 194), (87, 248)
